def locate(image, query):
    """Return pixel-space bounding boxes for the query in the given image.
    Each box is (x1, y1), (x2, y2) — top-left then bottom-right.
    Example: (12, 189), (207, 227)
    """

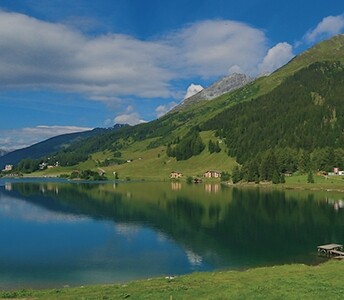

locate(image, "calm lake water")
(0, 179), (343, 289)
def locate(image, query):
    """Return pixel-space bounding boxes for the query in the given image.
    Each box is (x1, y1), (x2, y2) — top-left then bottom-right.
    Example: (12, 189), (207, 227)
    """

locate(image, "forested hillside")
(7, 35), (344, 180)
(203, 61), (344, 162)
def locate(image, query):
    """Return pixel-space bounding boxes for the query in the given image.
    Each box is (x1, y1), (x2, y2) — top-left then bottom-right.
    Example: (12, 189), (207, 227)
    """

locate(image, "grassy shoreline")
(1, 261), (343, 299)
(7, 172), (344, 193)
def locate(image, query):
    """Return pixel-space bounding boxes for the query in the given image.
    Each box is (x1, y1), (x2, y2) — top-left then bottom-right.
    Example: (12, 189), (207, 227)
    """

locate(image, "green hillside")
(13, 35), (344, 180)
(204, 60), (344, 162)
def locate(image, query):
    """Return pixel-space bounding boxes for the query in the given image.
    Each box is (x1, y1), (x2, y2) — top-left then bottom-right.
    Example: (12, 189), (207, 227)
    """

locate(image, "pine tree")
(232, 166), (242, 184)
(307, 171), (314, 183)
(208, 140), (215, 153)
(272, 170), (280, 184)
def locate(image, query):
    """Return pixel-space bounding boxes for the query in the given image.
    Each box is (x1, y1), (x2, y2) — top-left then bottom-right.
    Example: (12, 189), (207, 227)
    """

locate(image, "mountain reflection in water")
(0, 180), (343, 289)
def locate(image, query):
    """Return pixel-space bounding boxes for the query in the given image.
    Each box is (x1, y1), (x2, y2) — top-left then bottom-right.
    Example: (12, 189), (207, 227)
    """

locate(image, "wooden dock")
(317, 244), (344, 258)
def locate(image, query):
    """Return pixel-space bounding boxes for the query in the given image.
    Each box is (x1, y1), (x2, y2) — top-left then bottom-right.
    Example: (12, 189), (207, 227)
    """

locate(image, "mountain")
(0, 124), (130, 169)
(0, 149), (9, 157)
(12, 35), (344, 179)
(0, 128), (103, 168)
(203, 60), (344, 162)
(172, 73), (253, 112)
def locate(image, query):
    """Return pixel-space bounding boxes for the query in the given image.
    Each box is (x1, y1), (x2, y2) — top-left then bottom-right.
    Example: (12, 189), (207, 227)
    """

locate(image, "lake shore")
(1, 260), (343, 299)
(5, 171), (344, 194)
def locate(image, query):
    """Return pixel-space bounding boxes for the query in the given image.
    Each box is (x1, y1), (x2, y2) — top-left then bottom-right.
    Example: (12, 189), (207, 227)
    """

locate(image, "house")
(170, 171), (182, 179)
(332, 167), (344, 176)
(4, 165), (13, 172)
(203, 170), (222, 178)
(39, 162), (48, 170)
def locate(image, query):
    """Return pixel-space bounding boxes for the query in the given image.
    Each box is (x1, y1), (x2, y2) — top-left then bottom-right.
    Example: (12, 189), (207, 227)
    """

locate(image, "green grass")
(283, 174), (344, 191)
(1, 261), (343, 299)
(31, 131), (237, 181)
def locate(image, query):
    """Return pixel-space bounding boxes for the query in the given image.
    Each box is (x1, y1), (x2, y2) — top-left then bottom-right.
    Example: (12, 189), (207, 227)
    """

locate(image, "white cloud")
(228, 65), (244, 74)
(305, 15), (344, 42)
(113, 113), (146, 126)
(170, 20), (268, 77)
(258, 42), (294, 74)
(155, 101), (178, 118)
(0, 125), (92, 150)
(183, 84), (204, 99)
(0, 194), (89, 224)
(0, 11), (275, 104)
(0, 10), (174, 101)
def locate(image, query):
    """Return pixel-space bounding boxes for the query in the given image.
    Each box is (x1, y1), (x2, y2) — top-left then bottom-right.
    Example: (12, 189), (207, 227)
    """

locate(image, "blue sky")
(0, 0), (344, 149)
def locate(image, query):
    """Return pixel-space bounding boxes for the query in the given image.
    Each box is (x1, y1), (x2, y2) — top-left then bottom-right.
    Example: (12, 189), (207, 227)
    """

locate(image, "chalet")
(4, 165), (13, 172)
(170, 171), (182, 179)
(39, 162), (48, 170)
(203, 170), (222, 178)
(329, 167), (344, 176)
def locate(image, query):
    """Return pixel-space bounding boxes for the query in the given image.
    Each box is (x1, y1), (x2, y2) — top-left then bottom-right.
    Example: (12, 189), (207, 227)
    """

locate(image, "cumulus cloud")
(113, 113), (146, 125)
(0, 10), (275, 104)
(0, 125), (92, 150)
(112, 106), (146, 125)
(258, 42), (294, 74)
(183, 84), (204, 99)
(155, 101), (178, 118)
(0, 194), (89, 224)
(305, 15), (344, 42)
(170, 20), (268, 77)
(0, 10), (174, 100)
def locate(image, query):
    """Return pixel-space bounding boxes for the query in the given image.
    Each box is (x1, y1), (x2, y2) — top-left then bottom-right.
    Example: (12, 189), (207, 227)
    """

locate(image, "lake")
(0, 179), (343, 289)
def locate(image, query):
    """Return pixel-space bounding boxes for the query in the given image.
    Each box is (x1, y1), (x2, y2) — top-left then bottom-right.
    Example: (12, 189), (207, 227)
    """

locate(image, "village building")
(203, 170), (222, 178)
(329, 167), (344, 176)
(39, 162), (48, 170)
(170, 171), (182, 179)
(4, 165), (13, 172)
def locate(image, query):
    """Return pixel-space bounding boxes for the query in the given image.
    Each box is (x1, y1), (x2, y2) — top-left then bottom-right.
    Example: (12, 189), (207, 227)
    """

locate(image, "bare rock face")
(199, 73), (253, 100)
(173, 73), (253, 112)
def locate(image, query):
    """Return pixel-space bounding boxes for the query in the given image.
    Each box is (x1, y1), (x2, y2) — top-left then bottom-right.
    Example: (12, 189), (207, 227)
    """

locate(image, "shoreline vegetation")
(2, 172), (344, 193)
(1, 260), (343, 299)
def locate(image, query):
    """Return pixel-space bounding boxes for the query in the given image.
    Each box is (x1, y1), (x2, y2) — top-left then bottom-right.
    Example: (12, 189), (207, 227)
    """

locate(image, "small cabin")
(170, 171), (182, 179)
(203, 170), (222, 178)
(4, 165), (13, 171)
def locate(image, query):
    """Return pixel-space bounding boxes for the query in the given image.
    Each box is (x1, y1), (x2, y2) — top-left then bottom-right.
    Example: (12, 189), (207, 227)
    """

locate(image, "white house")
(4, 165), (13, 171)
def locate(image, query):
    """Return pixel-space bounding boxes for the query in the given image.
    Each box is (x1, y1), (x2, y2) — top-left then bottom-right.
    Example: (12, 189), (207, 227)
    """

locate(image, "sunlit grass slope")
(36, 131), (237, 180)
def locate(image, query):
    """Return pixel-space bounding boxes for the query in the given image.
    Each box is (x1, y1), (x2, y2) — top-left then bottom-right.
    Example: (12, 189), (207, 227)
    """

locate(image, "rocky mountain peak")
(172, 73), (253, 112)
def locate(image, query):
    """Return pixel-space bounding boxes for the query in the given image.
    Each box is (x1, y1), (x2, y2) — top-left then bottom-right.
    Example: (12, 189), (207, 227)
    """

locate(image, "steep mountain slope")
(203, 60), (344, 162)
(173, 73), (252, 112)
(258, 34), (344, 94)
(12, 35), (344, 178)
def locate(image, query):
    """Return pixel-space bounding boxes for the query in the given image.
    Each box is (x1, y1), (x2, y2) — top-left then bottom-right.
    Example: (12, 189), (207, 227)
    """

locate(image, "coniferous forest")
(201, 61), (344, 180)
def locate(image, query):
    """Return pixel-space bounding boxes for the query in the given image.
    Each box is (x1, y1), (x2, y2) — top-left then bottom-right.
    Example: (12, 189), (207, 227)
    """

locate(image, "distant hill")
(0, 149), (9, 157)
(0, 125), (127, 168)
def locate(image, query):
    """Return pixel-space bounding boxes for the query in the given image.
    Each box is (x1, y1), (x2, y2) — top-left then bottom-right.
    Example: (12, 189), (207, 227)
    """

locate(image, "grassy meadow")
(1, 261), (343, 300)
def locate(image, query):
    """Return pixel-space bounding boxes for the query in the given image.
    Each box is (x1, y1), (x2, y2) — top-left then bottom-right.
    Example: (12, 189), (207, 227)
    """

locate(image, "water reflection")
(0, 180), (343, 289)
(171, 182), (182, 191)
(326, 197), (344, 211)
(204, 183), (220, 193)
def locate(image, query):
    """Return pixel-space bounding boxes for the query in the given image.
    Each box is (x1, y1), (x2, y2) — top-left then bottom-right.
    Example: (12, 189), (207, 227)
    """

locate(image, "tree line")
(230, 147), (343, 184)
